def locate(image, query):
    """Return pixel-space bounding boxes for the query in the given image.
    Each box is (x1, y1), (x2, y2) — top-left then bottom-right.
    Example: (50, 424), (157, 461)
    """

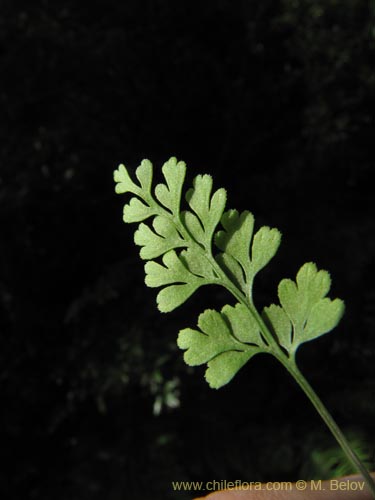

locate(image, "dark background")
(1, 1), (375, 499)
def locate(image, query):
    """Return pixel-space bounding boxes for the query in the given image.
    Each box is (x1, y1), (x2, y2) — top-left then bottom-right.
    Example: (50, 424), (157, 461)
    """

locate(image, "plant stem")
(277, 355), (375, 498)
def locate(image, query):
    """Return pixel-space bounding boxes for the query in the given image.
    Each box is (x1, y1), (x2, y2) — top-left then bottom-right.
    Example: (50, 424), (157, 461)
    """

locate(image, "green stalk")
(277, 354), (375, 498)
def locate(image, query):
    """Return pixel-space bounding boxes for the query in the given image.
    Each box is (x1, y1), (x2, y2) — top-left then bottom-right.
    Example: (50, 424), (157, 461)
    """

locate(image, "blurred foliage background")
(1, 1), (375, 499)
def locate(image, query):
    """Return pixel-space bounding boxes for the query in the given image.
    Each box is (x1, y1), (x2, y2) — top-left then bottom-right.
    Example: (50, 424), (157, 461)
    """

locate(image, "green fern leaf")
(134, 216), (186, 259)
(114, 158), (344, 385)
(154, 157), (186, 214)
(114, 160), (157, 222)
(185, 174), (227, 248)
(177, 304), (265, 388)
(263, 262), (345, 354)
(112, 158), (375, 496)
(144, 250), (205, 312)
(215, 209), (281, 294)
